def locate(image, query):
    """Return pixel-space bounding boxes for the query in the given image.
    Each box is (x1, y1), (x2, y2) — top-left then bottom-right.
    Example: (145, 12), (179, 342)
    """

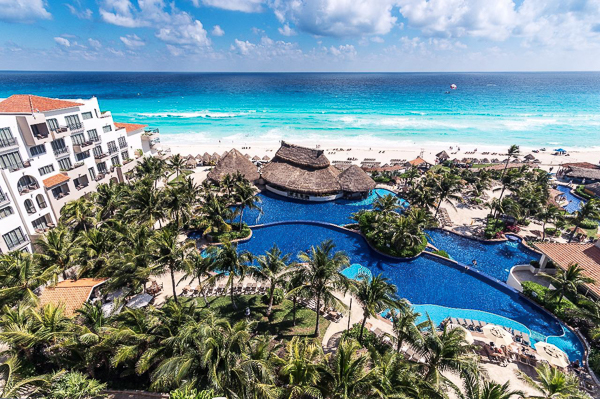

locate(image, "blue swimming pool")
(426, 229), (540, 281)
(237, 222), (583, 361)
(555, 184), (585, 214)
(241, 188), (407, 226)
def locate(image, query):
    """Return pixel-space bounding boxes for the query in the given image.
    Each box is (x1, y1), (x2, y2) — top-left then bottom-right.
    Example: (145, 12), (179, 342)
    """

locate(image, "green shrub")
(521, 281), (577, 319)
(589, 348), (600, 375)
(342, 324), (389, 355)
(484, 218), (505, 239)
(579, 218), (598, 229)
(47, 372), (106, 399)
(575, 185), (594, 200)
(170, 387), (215, 399)
(263, 288), (284, 306)
(530, 260), (540, 268)
(544, 227), (556, 236)
(432, 250), (450, 258)
(211, 225), (251, 243)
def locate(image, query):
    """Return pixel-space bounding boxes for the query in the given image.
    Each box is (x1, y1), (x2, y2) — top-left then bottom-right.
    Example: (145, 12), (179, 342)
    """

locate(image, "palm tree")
(433, 172), (462, 218)
(372, 193), (402, 215)
(494, 167), (523, 219)
(415, 317), (476, 387)
(294, 240), (350, 337)
(540, 263), (594, 305)
(151, 227), (194, 303)
(538, 205), (563, 240)
(0, 251), (55, 306)
(501, 145), (520, 178)
(0, 357), (50, 398)
(390, 304), (422, 353)
(252, 245), (293, 316)
(274, 337), (325, 399)
(516, 363), (588, 398)
(168, 153), (186, 179)
(199, 191), (234, 235)
(60, 197), (96, 232)
(75, 227), (112, 278)
(234, 180), (262, 230)
(126, 182), (166, 227)
(205, 242), (252, 308)
(568, 199), (600, 242)
(353, 273), (400, 343)
(377, 351), (444, 398)
(405, 166), (421, 187)
(94, 180), (127, 220)
(321, 338), (379, 398)
(163, 182), (193, 230)
(36, 227), (78, 280)
(460, 370), (524, 399)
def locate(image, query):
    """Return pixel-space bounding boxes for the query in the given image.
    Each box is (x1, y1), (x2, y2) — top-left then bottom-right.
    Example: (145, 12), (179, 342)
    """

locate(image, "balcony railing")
(73, 141), (93, 152)
(94, 152), (108, 160)
(119, 142), (127, 149)
(0, 192), (10, 205)
(4, 160), (31, 172)
(7, 235), (29, 250)
(18, 182), (39, 194)
(108, 146), (118, 154)
(50, 122), (84, 135)
(53, 146), (70, 157)
(0, 137), (17, 148)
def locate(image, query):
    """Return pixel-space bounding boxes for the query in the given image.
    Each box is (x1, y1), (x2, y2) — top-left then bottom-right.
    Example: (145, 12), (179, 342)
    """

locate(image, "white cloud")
(156, 20), (210, 46)
(88, 38), (102, 49)
(107, 47), (125, 56)
(231, 36), (303, 58)
(200, 0), (264, 13)
(65, 1), (93, 20)
(0, 0), (51, 22)
(271, 0), (397, 37)
(120, 33), (145, 48)
(212, 25), (225, 36)
(278, 23), (296, 36)
(233, 39), (256, 55)
(328, 44), (357, 59)
(54, 37), (71, 47)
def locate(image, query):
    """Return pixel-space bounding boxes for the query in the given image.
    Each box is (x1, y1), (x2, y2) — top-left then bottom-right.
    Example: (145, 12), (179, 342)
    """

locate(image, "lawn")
(169, 169), (194, 184)
(202, 295), (331, 339)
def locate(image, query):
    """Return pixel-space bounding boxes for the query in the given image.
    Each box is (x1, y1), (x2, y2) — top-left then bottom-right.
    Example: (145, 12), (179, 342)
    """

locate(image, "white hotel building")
(0, 95), (160, 253)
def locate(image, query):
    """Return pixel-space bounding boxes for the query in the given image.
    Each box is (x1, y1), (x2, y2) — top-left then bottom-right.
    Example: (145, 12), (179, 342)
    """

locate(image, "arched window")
(36, 194), (47, 209)
(24, 199), (35, 214)
(17, 175), (39, 194)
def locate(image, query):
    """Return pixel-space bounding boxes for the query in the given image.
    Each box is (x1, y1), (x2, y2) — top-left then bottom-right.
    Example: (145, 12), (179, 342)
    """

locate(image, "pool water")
(241, 188), (407, 226)
(555, 185), (585, 214)
(237, 222), (583, 361)
(426, 229), (540, 281)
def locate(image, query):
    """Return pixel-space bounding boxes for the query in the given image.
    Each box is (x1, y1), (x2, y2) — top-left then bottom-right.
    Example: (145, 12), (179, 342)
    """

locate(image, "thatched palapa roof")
(262, 155), (270, 161)
(207, 148), (260, 182)
(436, 151), (450, 160)
(202, 152), (211, 164)
(565, 167), (600, 181)
(252, 155), (261, 161)
(275, 142), (330, 168)
(338, 165), (376, 193)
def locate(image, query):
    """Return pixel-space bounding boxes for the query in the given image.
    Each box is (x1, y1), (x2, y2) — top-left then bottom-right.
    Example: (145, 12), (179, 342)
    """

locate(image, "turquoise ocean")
(1, 71), (599, 149)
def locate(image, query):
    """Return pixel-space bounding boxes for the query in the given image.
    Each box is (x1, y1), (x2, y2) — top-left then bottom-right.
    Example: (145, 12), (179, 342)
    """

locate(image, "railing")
(108, 147), (118, 154)
(26, 206), (36, 214)
(0, 192), (10, 205)
(5, 160), (31, 172)
(0, 137), (17, 148)
(51, 122), (84, 134)
(95, 152), (108, 159)
(7, 235), (29, 250)
(119, 141), (127, 149)
(91, 136), (101, 143)
(144, 128), (159, 134)
(53, 146), (70, 156)
(18, 182), (39, 194)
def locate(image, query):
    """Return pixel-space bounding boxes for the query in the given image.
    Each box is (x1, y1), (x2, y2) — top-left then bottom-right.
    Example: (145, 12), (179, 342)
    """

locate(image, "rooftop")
(0, 95), (83, 114)
(565, 167), (600, 180)
(585, 182), (600, 197)
(43, 173), (70, 189)
(39, 278), (106, 317)
(407, 157), (429, 167)
(534, 242), (600, 297)
(207, 148), (259, 182)
(561, 162), (600, 170)
(114, 122), (148, 133)
(274, 141), (330, 168)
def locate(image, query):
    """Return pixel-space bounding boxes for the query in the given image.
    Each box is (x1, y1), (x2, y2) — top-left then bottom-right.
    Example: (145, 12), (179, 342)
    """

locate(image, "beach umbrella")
(482, 324), (513, 346)
(447, 324), (474, 344)
(535, 342), (569, 368)
(262, 155), (270, 161)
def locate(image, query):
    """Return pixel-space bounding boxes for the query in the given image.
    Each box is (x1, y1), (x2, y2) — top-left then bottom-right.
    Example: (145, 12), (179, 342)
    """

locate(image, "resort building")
(557, 162), (600, 184)
(261, 142), (375, 201)
(405, 156), (432, 171)
(38, 278), (106, 317)
(534, 241), (600, 300)
(0, 94), (159, 253)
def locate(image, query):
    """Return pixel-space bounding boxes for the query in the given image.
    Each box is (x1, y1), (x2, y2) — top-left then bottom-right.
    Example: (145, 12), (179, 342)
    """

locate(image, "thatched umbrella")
(207, 148), (260, 182)
(211, 152), (221, 163)
(491, 158), (500, 163)
(252, 155), (261, 161)
(222, 151), (228, 157)
(524, 154), (535, 161)
(481, 158), (490, 164)
(436, 150), (450, 161)
(338, 165), (376, 194)
(244, 153), (251, 159)
(195, 154), (202, 160)
(185, 158), (197, 168)
(202, 152), (211, 165)
(262, 155), (270, 161)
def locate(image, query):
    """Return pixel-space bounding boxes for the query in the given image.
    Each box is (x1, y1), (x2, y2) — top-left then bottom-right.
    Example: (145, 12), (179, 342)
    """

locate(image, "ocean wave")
(136, 110), (255, 119)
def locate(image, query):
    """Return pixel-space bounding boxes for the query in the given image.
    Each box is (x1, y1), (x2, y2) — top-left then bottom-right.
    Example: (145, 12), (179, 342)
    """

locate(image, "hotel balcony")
(60, 162), (86, 177)
(50, 122), (85, 139)
(0, 192), (10, 206)
(16, 115), (52, 146)
(7, 235), (29, 251)
(94, 152), (108, 161)
(53, 146), (70, 158)
(73, 141), (94, 153)
(18, 182), (40, 195)
(4, 160), (32, 173)
(100, 111), (112, 119)
(142, 128), (160, 142)
(0, 137), (19, 152)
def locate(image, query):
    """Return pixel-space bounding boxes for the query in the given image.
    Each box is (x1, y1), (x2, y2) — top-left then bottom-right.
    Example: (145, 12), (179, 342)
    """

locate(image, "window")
(0, 127), (16, 148)
(0, 151), (24, 170)
(111, 155), (120, 167)
(24, 199), (36, 214)
(17, 176), (37, 193)
(121, 150), (129, 160)
(58, 157), (72, 171)
(47, 118), (59, 131)
(0, 207), (13, 219)
(38, 164), (55, 176)
(97, 162), (107, 173)
(32, 216), (49, 230)
(30, 144), (46, 156)
(65, 115), (82, 129)
(103, 125), (112, 133)
(107, 141), (117, 154)
(71, 133), (86, 145)
(82, 111), (93, 120)
(118, 137), (127, 148)
(3, 227), (28, 250)
(88, 167), (96, 181)
(75, 151), (90, 162)
(0, 189), (8, 203)
(87, 129), (99, 142)
(36, 194), (47, 209)
(51, 139), (69, 156)
(93, 146), (103, 158)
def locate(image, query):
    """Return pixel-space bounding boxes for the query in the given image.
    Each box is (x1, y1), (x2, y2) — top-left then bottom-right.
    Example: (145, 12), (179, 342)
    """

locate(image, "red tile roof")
(407, 157), (429, 167)
(42, 173), (70, 189)
(39, 278), (106, 317)
(114, 122), (148, 133)
(0, 95), (83, 114)
(534, 242), (600, 297)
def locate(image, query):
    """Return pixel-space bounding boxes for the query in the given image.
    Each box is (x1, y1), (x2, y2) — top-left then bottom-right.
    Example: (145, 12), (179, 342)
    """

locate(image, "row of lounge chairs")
(437, 208), (452, 227)
(181, 283), (270, 298)
(447, 317), (532, 347)
(298, 298), (343, 322)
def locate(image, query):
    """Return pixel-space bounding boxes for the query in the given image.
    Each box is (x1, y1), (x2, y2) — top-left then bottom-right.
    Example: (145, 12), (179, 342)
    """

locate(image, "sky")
(0, 0), (599, 72)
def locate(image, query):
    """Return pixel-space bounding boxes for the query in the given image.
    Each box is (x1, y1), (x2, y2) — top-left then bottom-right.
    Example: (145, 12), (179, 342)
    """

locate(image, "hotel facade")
(0, 95), (160, 253)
